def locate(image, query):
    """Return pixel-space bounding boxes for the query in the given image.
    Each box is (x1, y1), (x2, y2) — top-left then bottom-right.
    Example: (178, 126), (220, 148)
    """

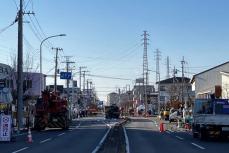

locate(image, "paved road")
(125, 117), (229, 153)
(0, 116), (118, 153)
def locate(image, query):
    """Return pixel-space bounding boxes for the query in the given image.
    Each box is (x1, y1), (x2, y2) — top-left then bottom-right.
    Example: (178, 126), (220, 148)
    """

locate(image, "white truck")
(192, 99), (229, 140)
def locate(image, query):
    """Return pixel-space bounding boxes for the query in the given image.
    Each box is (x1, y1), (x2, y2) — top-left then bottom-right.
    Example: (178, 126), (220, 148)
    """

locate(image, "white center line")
(191, 143), (205, 150)
(58, 133), (65, 136)
(40, 138), (52, 144)
(12, 147), (29, 153)
(175, 136), (184, 140)
(91, 127), (111, 153)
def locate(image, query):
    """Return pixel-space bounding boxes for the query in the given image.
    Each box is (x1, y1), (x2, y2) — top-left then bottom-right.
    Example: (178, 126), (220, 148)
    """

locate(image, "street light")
(39, 34), (66, 94)
(40, 34), (66, 74)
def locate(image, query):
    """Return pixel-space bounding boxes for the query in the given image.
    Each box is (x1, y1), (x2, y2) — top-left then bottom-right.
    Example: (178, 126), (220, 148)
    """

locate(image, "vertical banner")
(0, 115), (12, 141)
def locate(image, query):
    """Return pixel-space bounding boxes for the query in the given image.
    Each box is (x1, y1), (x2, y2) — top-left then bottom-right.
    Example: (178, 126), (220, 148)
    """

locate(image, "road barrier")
(27, 128), (33, 143)
(159, 122), (165, 132)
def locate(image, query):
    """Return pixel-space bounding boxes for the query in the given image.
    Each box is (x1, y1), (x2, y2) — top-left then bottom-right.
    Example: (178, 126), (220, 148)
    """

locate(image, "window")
(160, 96), (165, 102)
(23, 80), (32, 91)
(160, 86), (166, 91)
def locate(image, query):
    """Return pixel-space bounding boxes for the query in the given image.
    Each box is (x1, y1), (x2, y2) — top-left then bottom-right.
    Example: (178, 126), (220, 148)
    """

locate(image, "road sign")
(0, 115), (12, 141)
(60, 72), (72, 79)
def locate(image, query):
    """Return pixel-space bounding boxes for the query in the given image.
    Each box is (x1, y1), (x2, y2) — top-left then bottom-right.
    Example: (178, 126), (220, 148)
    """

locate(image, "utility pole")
(86, 79), (89, 104)
(82, 70), (89, 107)
(155, 49), (161, 114)
(52, 47), (63, 93)
(181, 56), (186, 110)
(17, 0), (35, 132)
(62, 56), (75, 120)
(62, 56), (75, 101)
(79, 66), (87, 91)
(17, 0), (23, 132)
(142, 31), (149, 115)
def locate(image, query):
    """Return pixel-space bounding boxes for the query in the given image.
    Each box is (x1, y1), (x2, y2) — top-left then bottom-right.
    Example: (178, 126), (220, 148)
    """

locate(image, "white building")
(191, 61), (229, 99)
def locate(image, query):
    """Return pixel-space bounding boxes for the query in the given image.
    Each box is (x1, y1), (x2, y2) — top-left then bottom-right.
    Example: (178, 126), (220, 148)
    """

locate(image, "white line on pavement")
(165, 131), (171, 134)
(12, 147), (29, 153)
(58, 133), (65, 136)
(40, 138), (52, 144)
(13, 133), (28, 137)
(175, 136), (184, 140)
(75, 122), (81, 128)
(191, 143), (205, 150)
(91, 126), (111, 153)
(123, 127), (130, 153)
(168, 129), (175, 133)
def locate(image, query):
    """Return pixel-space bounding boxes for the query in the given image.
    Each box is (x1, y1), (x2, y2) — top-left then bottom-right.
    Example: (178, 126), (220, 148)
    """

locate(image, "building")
(107, 92), (119, 106)
(157, 77), (192, 108)
(132, 84), (155, 107)
(191, 61), (229, 99)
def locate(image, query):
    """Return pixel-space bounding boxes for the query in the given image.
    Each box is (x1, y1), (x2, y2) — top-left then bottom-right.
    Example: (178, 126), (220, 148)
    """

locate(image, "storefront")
(0, 63), (13, 141)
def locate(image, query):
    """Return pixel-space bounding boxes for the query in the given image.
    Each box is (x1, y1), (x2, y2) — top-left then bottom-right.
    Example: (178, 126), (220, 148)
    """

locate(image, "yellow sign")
(0, 104), (7, 110)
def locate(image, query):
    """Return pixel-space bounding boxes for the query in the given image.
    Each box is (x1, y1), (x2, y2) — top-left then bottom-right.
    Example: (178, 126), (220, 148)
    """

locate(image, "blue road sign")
(60, 72), (72, 79)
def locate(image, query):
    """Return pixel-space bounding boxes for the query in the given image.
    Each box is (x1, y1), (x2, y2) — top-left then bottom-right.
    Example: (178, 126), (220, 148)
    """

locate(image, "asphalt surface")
(3, 116), (229, 153)
(0, 116), (119, 153)
(125, 117), (229, 153)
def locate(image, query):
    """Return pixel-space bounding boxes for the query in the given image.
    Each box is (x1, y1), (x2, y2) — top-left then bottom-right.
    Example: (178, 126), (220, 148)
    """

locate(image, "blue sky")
(1, 0), (229, 101)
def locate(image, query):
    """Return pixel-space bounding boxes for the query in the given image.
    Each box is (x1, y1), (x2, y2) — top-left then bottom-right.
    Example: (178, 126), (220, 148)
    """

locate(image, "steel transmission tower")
(155, 49), (161, 83)
(142, 31), (149, 114)
(166, 56), (170, 79)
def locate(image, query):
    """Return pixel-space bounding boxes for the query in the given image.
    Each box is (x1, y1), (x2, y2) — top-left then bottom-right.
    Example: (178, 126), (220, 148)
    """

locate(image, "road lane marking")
(123, 127), (130, 153)
(58, 133), (65, 136)
(13, 133), (28, 137)
(12, 147), (29, 153)
(91, 125), (111, 153)
(165, 131), (171, 134)
(40, 138), (52, 144)
(168, 129), (175, 133)
(191, 143), (205, 150)
(76, 123), (81, 128)
(175, 136), (184, 140)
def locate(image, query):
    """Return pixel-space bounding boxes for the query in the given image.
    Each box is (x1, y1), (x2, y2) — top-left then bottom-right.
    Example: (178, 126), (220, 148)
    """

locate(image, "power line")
(86, 74), (132, 81)
(0, 19), (17, 35)
(25, 0), (32, 10)
(12, 0), (19, 10)
(33, 14), (52, 47)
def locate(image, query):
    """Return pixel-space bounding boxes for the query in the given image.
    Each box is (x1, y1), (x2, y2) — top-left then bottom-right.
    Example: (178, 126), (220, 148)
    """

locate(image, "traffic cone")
(159, 122), (164, 132)
(27, 128), (33, 143)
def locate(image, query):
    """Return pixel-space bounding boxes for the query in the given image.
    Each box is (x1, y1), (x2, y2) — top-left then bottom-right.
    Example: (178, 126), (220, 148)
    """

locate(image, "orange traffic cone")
(159, 122), (164, 132)
(27, 128), (33, 143)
